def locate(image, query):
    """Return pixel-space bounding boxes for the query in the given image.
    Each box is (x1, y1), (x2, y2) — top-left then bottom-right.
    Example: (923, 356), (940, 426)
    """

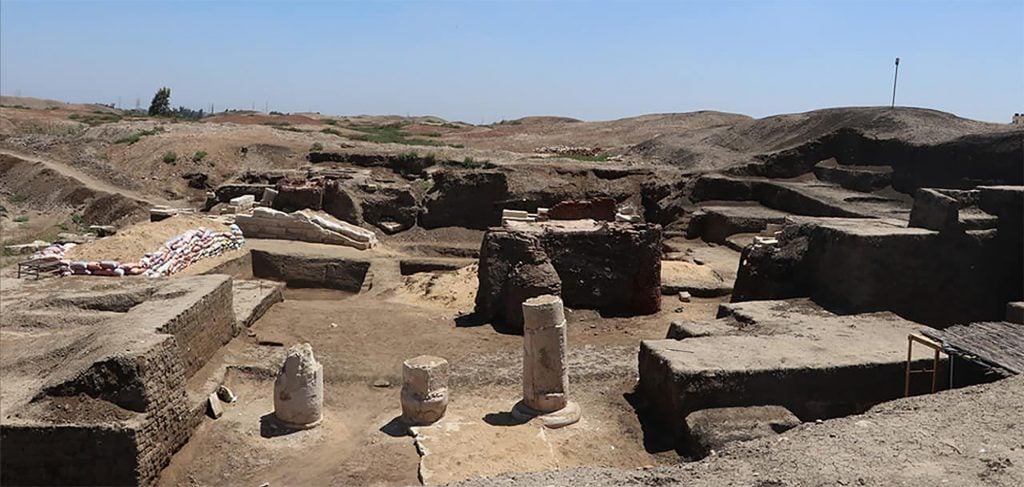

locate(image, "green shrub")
(395, 151), (419, 163)
(114, 126), (164, 144)
(13, 215), (29, 223)
(321, 128), (342, 136)
(9, 194), (27, 203)
(324, 119), (338, 126)
(562, 154), (609, 162)
(272, 126), (307, 133)
(416, 178), (434, 192)
(310, 142), (324, 152)
(192, 150), (207, 162)
(444, 156), (494, 169)
(71, 214), (84, 225)
(162, 151), (177, 163)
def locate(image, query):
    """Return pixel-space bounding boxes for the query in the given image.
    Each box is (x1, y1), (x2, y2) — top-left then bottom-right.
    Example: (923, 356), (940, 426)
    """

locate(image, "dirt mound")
(203, 113), (323, 126)
(0, 153), (150, 228)
(1, 96), (118, 113)
(629, 106), (1016, 170)
(66, 215), (233, 263)
(398, 264), (478, 311)
(452, 111), (750, 153)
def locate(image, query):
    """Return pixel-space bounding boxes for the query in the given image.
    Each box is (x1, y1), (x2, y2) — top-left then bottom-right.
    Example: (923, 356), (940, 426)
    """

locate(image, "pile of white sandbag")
(140, 224), (245, 277)
(31, 242), (77, 261)
(56, 224), (244, 278)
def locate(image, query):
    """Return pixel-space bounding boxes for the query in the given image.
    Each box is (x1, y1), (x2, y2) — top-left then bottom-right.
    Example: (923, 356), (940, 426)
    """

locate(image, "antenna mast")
(891, 57), (900, 109)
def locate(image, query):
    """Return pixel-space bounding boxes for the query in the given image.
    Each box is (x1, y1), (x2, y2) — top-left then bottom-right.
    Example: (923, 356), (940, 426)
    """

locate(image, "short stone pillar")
(516, 294), (580, 427)
(274, 343), (324, 429)
(400, 355), (449, 425)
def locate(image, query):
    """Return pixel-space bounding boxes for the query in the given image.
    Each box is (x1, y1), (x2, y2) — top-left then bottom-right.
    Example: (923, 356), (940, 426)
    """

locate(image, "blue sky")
(1, 0), (1021, 123)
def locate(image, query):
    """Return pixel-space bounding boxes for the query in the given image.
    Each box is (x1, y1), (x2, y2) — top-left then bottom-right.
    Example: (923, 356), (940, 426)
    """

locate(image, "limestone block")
(400, 355), (449, 425)
(521, 295), (569, 413)
(261, 188), (279, 206)
(230, 195), (256, 209)
(217, 385), (237, 403)
(1008, 302), (1024, 324)
(208, 393), (223, 419)
(274, 343), (324, 429)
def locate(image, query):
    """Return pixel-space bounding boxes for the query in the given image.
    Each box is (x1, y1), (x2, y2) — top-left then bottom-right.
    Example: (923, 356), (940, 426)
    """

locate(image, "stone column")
(400, 355), (449, 425)
(517, 294), (580, 427)
(522, 294), (569, 412)
(274, 343), (324, 429)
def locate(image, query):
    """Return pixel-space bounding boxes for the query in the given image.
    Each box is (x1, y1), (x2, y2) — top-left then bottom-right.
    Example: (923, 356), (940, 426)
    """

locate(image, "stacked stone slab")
(400, 356), (449, 425)
(274, 343), (324, 429)
(235, 207), (378, 250)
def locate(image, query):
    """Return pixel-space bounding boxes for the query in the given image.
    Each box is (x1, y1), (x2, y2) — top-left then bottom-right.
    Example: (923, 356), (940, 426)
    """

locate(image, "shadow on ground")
(623, 390), (686, 455)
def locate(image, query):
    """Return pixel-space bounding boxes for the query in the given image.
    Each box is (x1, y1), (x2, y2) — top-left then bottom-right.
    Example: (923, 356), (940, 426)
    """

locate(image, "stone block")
(1008, 302), (1024, 324)
(229, 194), (255, 209)
(684, 405), (801, 456)
(207, 393), (223, 419)
(909, 188), (960, 232)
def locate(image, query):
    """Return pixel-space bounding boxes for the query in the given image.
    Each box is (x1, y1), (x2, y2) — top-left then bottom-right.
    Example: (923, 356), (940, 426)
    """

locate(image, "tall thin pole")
(891, 57), (900, 108)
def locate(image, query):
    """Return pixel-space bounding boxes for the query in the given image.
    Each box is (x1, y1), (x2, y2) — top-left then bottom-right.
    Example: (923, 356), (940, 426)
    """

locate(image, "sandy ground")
(156, 241), (731, 485)
(455, 373), (1024, 487)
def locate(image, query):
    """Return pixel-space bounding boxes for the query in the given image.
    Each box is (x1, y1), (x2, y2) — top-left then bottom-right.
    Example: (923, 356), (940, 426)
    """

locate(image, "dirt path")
(0, 148), (179, 208)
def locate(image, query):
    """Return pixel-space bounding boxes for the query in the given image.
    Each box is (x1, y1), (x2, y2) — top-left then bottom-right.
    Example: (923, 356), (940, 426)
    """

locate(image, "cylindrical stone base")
(522, 294), (569, 414)
(274, 343), (324, 429)
(400, 355), (449, 425)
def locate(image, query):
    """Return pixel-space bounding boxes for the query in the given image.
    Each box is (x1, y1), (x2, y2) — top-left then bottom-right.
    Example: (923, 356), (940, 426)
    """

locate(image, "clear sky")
(1, 0), (1021, 123)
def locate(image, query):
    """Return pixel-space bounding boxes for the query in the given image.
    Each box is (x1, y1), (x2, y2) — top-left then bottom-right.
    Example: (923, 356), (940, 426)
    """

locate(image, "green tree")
(148, 87), (171, 116)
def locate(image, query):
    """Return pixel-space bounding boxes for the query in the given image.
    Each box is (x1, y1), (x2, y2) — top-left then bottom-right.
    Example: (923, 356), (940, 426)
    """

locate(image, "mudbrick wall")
(637, 341), (942, 441)
(476, 222), (662, 332)
(131, 336), (200, 484)
(734, 214), (1022, 327)
(0, 425), (139, 485)
(2, 276), (237, 486)
(2, 337), (198, 486)
(251, 248), (371, 291)
(156, 277), (236, 377)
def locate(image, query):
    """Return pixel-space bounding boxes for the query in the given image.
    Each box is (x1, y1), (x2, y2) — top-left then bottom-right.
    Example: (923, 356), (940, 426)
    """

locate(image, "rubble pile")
(535, 145), (603, 157)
